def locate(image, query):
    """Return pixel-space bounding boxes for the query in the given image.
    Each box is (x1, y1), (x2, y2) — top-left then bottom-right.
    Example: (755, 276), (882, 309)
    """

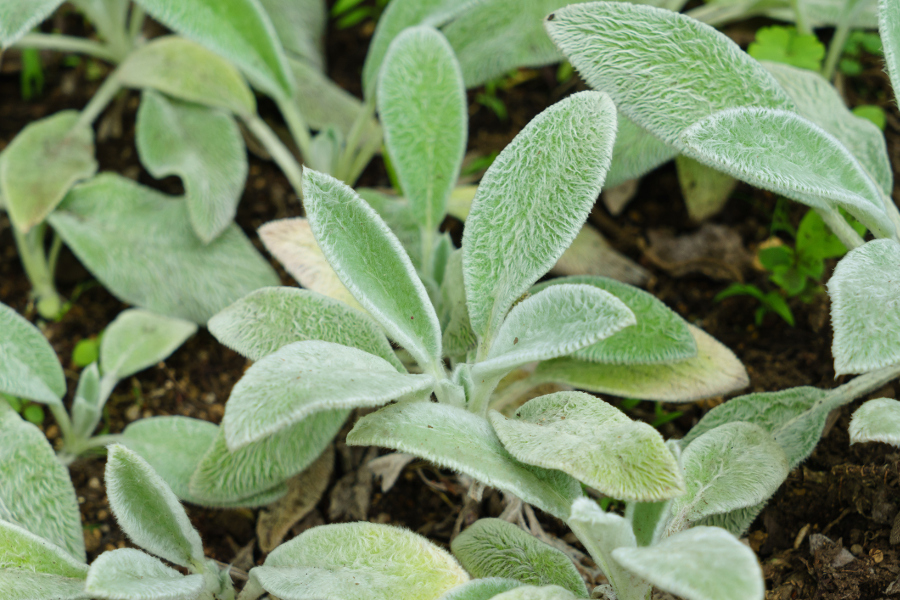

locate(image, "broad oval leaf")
(48, 174), (279, 324)
(439, 579), (523, 600)
(532, 276), (696, 365)
(136, 90), (247, 243)
(0, 111), (96, 232)
(828, 239), (900, 374)
(0, 403), (85, 561)
(85, 548), (204, 600)
(222, 340), (434, 449)
(253, 522), (469, 600)
(379, 26), (466, 233)
(605, 112), (678, 189)
(117, 36), (256, 115)
(462, 91), (617, 345)
(302, 168), (442, 370)
(105, 445), (204, 567)
(0, 1), (64, 48)
(475, 285), (635, 379)
(612, 527), (764, 600)
(849, 398), (900, 446)
(133, 0), (293, 98)
(533, 324), (747, 401)
(882, 0), (900, 93)
(680, 107), (891, 238)
(0, 570), (88, 600)
(451, 519), (587, 597)
(100, 309), (197, 381)
(0, 301), (65, 404)
(208, 286), (402, 369)
(490, 392), (684, 502)
(347, 402), (582, 520)
(0, 520), (88, 579)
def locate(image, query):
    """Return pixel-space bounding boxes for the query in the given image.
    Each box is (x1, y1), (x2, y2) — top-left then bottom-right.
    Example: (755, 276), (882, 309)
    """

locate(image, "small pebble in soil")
(88, 477), (101, 489)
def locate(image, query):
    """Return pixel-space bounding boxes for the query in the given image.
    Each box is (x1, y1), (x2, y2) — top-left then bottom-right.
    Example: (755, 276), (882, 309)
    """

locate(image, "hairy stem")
(334, 96), (377, 183)
(75, 74), (124, 130)
(128, 4), (146, 42)
(12, 224), (63, 318)
(825, 361), (900, 408)
(13, 33), (120, 62)
(791, 0), (812, 35)
(816, 208), (864, 250)
(242, 114), (305, 196)
(275, 95), (313, 166)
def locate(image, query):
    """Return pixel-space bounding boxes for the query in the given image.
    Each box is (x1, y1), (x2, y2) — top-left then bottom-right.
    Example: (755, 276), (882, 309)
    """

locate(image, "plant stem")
(816, 208), (864, 250)
(275, 94), (313, 166)
(75, 74), (124, 130)
(242, 114), (305, 196)
(334, 96), (377, 183)
(791, 0), (812, 36)
(48, 404), (78, 465)
(128, 4), (146, 42)
(58, 434), (124, 466)
(346, 133), (383, 185)
(824, 361), (900, 408)
(12, 224), (63, 318)
(821, 22), (852, 80)
(13, 33), (119, 63)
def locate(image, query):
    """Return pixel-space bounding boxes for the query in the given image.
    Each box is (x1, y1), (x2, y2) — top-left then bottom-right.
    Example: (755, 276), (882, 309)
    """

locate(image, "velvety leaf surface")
(462, 92), (616, 345)
(348, 402), (582, 520)
(491, 392), (684, 501)
(675, 155), (737, 221)
(451, 519), (587, 596)
(612, 527), (764, 600)
(0, 0), (64, 47)
(0, 301), (65, 404)
(259, 0), (325, 69)
(136, 90), (247, 243)
(223, 340), (433, 449)
(881, 0), (900, 93)
(117, 36), (256, 115)
(605, 113), (678, 189)
(105, 445), (204, 567)
(379, 26), (466, 234)
(85, 548), (204, 600)
(438, 579), (522, 600)
(828, 239), (900, 374)
(132, 0), (294, 98)
(849, 398), (900, 446)
(0, 571), (88, 600)
(357, 188), (424, 269)
(71, 363), (102, 441)
(0, 403), (85, 561)
(302, 169), (442, 370)
(100, 309), (197, 381)
(0, 111), (96, 232)
(0, 520), (88, 578)
(208, 286), (401, 368)
(532, 276), (696, 365)
(48, 174), (279, 324)
(534, 324), (747, 401)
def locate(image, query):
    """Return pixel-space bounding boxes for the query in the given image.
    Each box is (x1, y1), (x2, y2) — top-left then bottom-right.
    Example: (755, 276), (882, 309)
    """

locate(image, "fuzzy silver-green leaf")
(0, 301), (65, 404)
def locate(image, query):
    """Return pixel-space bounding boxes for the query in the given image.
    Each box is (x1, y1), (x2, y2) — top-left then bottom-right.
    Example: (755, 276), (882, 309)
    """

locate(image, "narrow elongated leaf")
(133, 0), (294, 98)
(0, 111), (96, 232)
(208, 286), (402, 369)
(85, 549), (204, 600)
(117, 36), (256, 115)
(612, 527), (764, 600)
(348, 402), (582, 520)
(49, 174), (279, 324)
(251, 522), (468, 600)
(259, 0), (325, 69)
(532, 276), (696, 365)
(100, 309), (197, 381)
(849, 398), (900, 446)
(475, 285), (635, 379)
(136, 91), (247, 243)
(105, 445), (204, 567)
(0, 1), (64, 47)
(881, 0), (900, 92)
(379, 26), (466, 232)
(463, 92), (617, 344)
(0, 301), (65, 404)
(605, 113), (678, 189)
(451, 519), (587, 597)
(829, 239), (900, 374)
(0, 403), (85, 562)
(439, 579), (523, 600)
(223, 341), (433, 449)
(357, 189), (424, 268)
(680, 107), (891, 237)
(70, 363), (103, 441)
(534, 324), (747, 401)
(302, 169), (442, 370)
(0, 571), (88, 600)
(491, 392), (684, 502)
(0, 520), (88, 578)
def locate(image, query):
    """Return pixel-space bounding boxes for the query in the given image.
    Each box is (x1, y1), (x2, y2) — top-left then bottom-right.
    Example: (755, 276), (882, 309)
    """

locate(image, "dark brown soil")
(2, 7), (900, 599)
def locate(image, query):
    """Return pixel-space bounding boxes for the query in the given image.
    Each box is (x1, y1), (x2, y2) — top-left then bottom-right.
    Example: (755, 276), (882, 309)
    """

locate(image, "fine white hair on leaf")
(849, 398), (900, 446)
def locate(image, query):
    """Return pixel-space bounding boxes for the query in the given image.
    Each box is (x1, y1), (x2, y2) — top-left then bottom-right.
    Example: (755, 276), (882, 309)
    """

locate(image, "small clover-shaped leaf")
(748, 25), (825, 71)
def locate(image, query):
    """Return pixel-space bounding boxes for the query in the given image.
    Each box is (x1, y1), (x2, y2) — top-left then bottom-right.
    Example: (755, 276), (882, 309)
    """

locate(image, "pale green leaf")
(0, 111), (96, 232)
(302, 169), (442, 370)
(697, 503), (766, 539)
(117, 36), (256, 115)
(259, 0), (325, 69)
(532, 276), (696, 365)
(534, 324), (747, 401)
(0, 403), (85, 562)
(440, 250), (477, 358)
(223, 340), (434, 449)
(105, 445), (204, 567)
(0, 1), (63, 47)
(492, 586), (580, 600)
(253, 522), (469, 600)
(491, 392), (684, 502)
(132, 0), (294, 98)
(100, 309), (197, 381)
(829, 239), (900, 374)
(463, 92), (617, 344)
(70, 363), (103, 441)
(0, 301), (65, 404)
(605, 113), (678, 189)
(208, 286), (402, 369)
(379, 26), (466, 232)
(680, 107), (891, 237)
(612, 527), (764, 600)
(85, 548), (204, 600)
(761, 0), (878, 28)
(358, 189), (423, 270)
(0, 571), (88, 600)
(136, 90), (247, 243)
(675, 156), (737, 222)
(439, 579), (522, 600)
(48, 174), (279, 324)
(348, 402), (582, 520)
(0, 520), (88, 579)
(849, 398), (900, 446)
(475, 285), (635, 379)
(626, 499), (669, 548)
(881, 0), (900, 93)
(451, 519), (587, 597)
